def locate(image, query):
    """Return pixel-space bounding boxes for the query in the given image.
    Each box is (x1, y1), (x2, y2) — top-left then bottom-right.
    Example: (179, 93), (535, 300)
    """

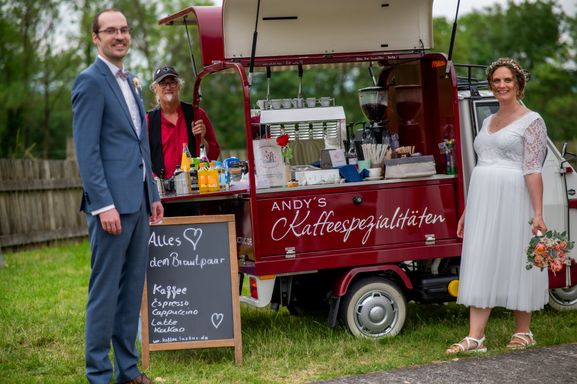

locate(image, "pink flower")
(533, 254), (545, 268)
(551, 259), (563, 273)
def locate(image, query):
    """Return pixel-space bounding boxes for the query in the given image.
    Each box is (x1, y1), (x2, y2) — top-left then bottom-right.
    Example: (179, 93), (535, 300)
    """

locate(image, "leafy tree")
(433, 0), (575, 141)
(446, 0), (563, 70)
(1, 1), (41, 157)
(432, 16), (453, 55)
(0, 0), (576, 158)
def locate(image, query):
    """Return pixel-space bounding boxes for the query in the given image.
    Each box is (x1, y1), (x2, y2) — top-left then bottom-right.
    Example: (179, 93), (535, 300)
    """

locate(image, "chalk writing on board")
(145, 223), (234, 344)
(140, 215), (242, 369)
(149, 252), (226, 269)
(211, 313), (224, 329)
(148, 227), (204, 250)
(182, 228), (202, 250)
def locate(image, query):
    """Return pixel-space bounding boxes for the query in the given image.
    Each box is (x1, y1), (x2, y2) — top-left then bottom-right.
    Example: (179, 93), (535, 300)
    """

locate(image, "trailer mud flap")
(327, 296), (341, 327)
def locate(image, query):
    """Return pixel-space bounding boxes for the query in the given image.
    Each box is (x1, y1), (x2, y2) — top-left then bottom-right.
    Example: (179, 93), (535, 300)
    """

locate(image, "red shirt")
(159, 106), (189, 178)
(147, 105), (221, 178)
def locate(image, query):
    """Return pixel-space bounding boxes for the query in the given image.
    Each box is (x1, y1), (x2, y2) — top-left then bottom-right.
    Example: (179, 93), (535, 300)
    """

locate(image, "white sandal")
(507, 332), (536, 350)
(446, 336), (487, 354)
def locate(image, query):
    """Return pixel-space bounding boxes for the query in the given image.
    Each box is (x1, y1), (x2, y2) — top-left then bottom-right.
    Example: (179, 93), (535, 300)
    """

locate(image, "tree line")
(0, 0), (575, 159)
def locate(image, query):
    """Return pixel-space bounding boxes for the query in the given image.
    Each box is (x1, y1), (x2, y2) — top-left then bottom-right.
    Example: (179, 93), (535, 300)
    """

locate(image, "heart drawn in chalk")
(211, 313), (224, 329)
(183, 227), (203, 251)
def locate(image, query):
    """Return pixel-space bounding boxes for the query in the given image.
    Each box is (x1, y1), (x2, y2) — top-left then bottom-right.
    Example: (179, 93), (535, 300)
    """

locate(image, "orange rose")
(534, 243), (546, 255)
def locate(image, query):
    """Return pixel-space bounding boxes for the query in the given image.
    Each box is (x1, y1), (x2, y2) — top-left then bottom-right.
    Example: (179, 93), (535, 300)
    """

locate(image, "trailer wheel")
(548, 287), (577, 311)
(340, 277), (406, 338)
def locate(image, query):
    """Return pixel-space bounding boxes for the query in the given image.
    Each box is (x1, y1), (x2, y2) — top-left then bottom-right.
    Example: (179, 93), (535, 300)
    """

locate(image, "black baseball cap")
(153, 66), (179, 83)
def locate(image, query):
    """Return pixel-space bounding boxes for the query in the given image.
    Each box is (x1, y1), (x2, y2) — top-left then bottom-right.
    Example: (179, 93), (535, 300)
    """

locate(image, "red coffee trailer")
(157, 0), (577, 337)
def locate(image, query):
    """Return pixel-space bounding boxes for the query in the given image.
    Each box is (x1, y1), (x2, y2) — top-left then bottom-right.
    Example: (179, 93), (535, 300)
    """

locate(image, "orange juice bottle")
(181, 143), (192, 172)
(207, 161), (220, 192)
(198, 162), (209, 193)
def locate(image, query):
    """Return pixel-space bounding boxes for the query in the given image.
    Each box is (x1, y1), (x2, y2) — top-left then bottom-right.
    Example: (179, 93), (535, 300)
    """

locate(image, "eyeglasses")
(98, 27), (130, 36)
(158, 80), (179, 88)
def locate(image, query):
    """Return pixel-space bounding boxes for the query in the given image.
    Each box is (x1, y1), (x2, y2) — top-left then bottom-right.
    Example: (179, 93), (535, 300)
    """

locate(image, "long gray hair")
(149, 77), (185, 107)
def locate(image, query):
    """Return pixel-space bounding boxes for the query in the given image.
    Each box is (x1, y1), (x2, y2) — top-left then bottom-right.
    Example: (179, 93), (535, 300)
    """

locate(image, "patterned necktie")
(116, 69), (129, 80)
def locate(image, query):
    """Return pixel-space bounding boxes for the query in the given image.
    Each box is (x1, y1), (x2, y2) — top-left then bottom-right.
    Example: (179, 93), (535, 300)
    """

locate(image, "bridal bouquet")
(526, 230), (574, 273)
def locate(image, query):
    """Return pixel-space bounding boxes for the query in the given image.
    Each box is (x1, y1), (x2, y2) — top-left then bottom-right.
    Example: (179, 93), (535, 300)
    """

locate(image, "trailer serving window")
(472, 99), (499, 134)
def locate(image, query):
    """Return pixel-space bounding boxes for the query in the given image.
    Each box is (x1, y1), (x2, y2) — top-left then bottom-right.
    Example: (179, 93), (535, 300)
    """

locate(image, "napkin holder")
(383, 155), (436, 179)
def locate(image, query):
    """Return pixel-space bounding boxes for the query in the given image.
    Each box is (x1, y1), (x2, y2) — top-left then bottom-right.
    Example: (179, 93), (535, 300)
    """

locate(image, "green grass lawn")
(1, 241), (577, 383)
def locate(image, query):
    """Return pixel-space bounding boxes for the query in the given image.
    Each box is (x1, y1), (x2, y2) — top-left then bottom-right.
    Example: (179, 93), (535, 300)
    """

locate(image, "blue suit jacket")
(72, 58), (159, 214)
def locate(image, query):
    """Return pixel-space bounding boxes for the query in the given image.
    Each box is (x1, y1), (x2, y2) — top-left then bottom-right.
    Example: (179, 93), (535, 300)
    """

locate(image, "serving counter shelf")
(160, 184), (249, 203)
(255, 173), (457, 195)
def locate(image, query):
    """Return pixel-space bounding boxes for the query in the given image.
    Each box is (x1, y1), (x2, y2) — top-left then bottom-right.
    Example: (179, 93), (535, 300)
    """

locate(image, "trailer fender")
(332, 265), (413, 298)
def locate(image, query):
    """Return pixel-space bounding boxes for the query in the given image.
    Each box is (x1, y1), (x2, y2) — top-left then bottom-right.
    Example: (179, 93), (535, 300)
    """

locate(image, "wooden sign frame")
(140, 214), (242, 368)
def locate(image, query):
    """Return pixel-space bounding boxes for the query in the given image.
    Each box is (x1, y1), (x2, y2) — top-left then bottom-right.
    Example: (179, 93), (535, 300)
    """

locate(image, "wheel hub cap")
(354, 291), (397, 337)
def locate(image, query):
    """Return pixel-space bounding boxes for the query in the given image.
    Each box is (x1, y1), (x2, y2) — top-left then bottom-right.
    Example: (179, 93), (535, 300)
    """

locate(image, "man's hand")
(99, 208), (122, 235)
(150, 201), (164, 224)
(191, 119), (206, 138)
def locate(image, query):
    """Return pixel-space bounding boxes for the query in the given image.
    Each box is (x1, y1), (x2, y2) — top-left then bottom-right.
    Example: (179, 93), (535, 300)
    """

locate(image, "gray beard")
(164, 94), (174, 103)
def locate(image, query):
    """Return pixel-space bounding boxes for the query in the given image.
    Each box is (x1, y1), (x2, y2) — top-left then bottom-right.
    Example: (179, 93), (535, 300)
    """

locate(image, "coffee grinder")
(395, 84), (423, 154)
(358, 86), (388, 145)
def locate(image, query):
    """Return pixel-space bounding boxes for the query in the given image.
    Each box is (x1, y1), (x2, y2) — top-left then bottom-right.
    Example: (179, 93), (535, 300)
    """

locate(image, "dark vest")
(148, 102), (196, 178)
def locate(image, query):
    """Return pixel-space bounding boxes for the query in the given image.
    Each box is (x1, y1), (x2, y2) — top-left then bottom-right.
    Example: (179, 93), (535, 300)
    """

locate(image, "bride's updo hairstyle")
(485, 57), (528, 100)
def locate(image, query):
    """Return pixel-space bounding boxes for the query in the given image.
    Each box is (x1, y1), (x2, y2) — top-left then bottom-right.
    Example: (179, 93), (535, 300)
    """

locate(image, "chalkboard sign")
(140, 215), (242, 367)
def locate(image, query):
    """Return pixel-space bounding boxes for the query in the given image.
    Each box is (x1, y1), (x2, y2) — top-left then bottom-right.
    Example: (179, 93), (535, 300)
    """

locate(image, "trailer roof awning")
(159, 0), (433, 68)
(222, 0), (432, 60)
(158, 6), (225, 66)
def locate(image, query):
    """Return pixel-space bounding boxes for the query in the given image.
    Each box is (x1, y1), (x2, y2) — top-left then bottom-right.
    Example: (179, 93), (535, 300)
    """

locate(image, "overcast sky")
(433, 0), (576, 19)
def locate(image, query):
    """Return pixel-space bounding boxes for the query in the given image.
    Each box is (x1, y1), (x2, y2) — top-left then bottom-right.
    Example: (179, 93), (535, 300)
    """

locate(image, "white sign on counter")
(253, 139), (286, 188)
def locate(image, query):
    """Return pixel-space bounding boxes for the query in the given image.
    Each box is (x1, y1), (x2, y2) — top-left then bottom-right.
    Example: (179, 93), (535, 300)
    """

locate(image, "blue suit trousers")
(85, 188), (149, 384)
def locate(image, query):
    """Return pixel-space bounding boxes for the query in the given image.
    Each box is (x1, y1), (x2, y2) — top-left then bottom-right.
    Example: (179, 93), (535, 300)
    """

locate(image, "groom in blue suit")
(72, 8), (163, 384)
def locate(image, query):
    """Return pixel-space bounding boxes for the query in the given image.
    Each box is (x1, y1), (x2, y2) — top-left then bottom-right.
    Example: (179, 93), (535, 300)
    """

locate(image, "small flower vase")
(284, 162), (291, 185)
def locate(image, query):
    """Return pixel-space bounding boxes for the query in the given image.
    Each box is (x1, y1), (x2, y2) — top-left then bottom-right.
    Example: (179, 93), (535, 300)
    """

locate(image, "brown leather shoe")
(122, 373), (154, 384)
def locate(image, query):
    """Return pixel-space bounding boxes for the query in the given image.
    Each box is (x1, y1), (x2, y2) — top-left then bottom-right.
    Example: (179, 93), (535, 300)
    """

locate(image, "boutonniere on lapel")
(132, 76), (143, 99)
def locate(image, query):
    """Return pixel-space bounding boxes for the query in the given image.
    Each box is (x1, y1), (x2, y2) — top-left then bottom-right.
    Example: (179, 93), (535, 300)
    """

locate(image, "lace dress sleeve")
(522, 117), (547, 175)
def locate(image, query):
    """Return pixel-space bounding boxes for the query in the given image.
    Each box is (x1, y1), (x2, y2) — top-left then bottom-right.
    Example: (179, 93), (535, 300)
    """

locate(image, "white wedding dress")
(457, 111), (549, 311)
